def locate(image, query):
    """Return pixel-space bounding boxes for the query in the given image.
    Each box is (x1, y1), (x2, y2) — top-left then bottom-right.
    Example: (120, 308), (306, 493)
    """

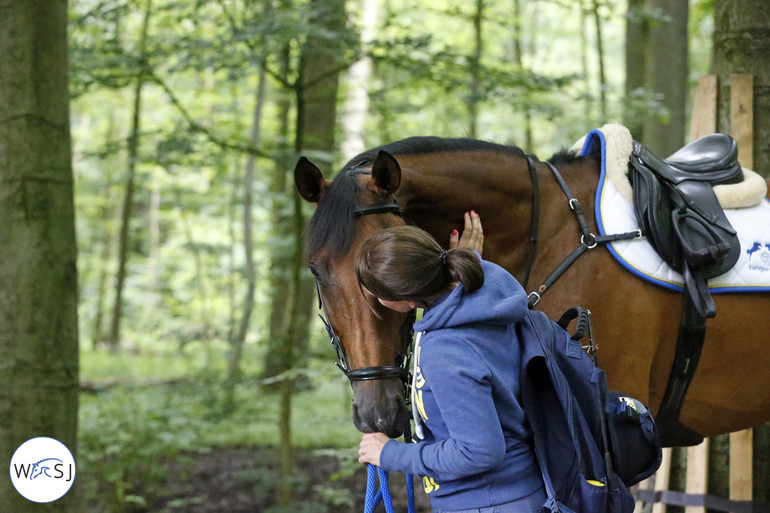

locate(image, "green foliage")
(78, 346), (359, 511)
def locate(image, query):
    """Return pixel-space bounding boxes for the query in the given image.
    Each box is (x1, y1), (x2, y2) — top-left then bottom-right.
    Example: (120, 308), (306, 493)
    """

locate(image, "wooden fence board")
(728, 73), (754, 512)
(689, 75), (718, 140)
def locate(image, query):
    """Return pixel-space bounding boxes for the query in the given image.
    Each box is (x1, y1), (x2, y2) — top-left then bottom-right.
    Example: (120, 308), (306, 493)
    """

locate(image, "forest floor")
(142, 447), (431, 513)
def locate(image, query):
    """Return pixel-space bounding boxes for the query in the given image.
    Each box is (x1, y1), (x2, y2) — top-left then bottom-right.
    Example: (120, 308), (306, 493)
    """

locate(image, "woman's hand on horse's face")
(358, 432), (390, 466)
(449, 210), (484, 256)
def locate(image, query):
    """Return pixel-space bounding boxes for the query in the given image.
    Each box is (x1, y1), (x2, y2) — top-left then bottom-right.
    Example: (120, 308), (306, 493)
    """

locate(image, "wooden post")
(728, 73), (754, 512)
(689, 75), (718, 140)
(730, 74), (754, 169)
(651, 448), (673, 513)
(685, 440), (710, 513)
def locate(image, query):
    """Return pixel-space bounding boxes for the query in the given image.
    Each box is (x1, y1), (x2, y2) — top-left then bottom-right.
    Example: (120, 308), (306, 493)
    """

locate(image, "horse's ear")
(294, 157), (328, 203)
(370, 150), (401, 195)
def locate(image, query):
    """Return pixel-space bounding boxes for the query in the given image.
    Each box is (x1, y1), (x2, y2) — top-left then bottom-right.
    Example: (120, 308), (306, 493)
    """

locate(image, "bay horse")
(295, 136), (770, 446)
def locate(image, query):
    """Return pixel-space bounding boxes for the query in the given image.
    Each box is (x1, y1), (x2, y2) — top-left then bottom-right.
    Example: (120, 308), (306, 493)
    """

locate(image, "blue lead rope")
(364, 465), (416, 513)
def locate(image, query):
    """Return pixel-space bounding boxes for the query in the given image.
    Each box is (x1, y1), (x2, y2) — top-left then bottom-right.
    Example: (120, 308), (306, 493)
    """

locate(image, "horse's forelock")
(306, 170), (361, 260)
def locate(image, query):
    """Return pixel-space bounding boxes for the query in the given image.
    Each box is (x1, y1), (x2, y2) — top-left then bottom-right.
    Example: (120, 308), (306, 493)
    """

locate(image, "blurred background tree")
(0, 2), (79, 512)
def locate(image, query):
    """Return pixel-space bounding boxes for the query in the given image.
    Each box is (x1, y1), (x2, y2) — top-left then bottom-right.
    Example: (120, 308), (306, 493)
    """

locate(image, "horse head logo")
(747, 241), (762, 256)
(30, 458), (63, 480)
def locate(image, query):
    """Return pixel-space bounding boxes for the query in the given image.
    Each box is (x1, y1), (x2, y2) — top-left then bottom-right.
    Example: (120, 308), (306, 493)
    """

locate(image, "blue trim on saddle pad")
(578, 129), (770, 294)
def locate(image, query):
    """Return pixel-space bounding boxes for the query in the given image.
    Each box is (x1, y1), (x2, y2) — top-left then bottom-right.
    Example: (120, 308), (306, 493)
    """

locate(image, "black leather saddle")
(628, 134), (742, 318)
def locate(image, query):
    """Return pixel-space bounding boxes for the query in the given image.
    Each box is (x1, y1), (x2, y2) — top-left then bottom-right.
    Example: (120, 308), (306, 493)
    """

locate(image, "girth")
(627, 134), (743, 446)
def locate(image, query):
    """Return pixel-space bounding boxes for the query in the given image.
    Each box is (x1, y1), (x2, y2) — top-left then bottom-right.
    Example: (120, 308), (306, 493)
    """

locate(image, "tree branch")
(149, 71), (270, 158)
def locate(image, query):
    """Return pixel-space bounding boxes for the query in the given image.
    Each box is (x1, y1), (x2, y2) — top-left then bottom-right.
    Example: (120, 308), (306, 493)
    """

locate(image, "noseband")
(312, 198), (416, 383)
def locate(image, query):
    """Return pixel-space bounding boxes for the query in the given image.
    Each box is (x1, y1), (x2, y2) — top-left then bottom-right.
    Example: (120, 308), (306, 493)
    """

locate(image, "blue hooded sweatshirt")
(379, 256), (543, 511)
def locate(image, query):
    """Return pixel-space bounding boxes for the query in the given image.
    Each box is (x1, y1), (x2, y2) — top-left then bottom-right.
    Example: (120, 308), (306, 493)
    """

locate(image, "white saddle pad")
(577, 127), (770, 293)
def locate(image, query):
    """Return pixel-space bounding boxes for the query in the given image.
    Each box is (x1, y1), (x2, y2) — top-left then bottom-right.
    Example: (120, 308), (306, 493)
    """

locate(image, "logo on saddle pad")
(747, 242), (770, 273)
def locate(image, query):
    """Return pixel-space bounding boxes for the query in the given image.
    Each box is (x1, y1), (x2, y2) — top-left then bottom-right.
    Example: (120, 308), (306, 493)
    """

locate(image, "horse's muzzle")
(351, 379), (411, 439)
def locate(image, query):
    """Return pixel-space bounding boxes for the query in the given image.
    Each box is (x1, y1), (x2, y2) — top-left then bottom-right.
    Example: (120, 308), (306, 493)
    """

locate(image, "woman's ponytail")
(445, 248), (484, 293)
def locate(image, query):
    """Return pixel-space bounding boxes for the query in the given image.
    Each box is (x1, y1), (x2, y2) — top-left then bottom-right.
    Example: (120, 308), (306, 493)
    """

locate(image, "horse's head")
(295, 150), (413, 438)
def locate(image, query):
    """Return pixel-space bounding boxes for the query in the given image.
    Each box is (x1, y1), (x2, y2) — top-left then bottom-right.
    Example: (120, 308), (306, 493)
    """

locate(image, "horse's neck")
(394, 150), (539, 280)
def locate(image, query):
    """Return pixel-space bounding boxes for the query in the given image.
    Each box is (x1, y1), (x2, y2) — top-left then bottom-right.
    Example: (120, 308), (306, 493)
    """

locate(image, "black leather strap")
(522, 155), (540, 289)
(346, 365), (408, 381)
(654, 293), (707, 447)
(353, 203), (403, 217)
(526, 162), (640, 308)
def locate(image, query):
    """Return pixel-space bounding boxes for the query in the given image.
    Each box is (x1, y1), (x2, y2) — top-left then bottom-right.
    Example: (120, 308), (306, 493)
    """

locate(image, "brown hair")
(356, 226), (484, 305)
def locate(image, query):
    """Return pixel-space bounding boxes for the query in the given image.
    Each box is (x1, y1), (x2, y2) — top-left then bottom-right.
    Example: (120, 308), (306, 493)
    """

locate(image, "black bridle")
(311, 198), (416, 383)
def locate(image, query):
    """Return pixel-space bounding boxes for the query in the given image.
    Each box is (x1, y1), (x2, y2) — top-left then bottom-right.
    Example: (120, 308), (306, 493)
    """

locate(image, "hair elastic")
(438, 249), (448, 265)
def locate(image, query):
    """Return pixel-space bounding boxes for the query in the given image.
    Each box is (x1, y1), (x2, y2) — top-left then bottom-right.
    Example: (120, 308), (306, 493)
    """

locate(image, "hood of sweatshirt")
(414, 256), (528, 332)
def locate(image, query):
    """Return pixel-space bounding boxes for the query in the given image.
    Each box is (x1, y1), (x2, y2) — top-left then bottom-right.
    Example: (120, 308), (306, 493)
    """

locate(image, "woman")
(355, 212), (545, 513)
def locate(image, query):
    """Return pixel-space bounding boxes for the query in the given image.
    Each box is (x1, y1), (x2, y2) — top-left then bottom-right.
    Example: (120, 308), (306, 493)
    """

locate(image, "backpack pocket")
(605, 391), (663, 486)
(577, 475), (608, 512)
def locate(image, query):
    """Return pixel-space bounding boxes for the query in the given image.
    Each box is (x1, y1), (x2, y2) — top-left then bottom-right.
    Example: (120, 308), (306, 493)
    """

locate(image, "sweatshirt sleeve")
(380, 335), (506, 481)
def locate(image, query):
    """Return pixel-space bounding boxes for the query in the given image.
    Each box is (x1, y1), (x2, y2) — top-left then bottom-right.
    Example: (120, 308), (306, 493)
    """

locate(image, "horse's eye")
(309, 265), (320, 279)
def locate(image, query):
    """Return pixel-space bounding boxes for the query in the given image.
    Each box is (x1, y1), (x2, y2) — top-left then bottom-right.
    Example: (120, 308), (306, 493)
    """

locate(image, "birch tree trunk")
(0, 1), (80, 510)
(341, 0), (380, 160)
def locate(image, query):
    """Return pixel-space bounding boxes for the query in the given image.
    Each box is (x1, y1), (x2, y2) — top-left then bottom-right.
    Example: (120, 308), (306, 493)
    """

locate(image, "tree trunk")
(513, 0), (535, 152)
(91, 111), (120, 349)
(274, 0), (347, 505)
(713, 0), (770, 177)
(624, 0), (647, 138)
(263, 0), (295, 384)
(590, 0), (608, 121)
(642, 0), (688, 155)
(226, 55), (267, 398)
(341, 0), (380, 160)
(108, 0), (154, 351)
(511, 0), (533, 152)
(713, 0), (770, 501)
(468, 0), (484, 139)
(0, 1), (80, 511)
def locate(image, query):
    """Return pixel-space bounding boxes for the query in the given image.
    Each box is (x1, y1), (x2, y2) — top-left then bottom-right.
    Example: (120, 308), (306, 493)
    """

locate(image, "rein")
(364, 464), (416, 513)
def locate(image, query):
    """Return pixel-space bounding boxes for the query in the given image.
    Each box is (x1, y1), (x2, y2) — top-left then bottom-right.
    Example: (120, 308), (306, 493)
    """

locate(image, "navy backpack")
(518, 308), (662, 513)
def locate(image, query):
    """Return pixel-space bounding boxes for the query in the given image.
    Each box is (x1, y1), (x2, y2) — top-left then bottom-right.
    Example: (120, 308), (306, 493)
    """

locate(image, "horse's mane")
(547, 147), (589, 165)
(340, 136), (527, 171)
(308, 137), (528, 260)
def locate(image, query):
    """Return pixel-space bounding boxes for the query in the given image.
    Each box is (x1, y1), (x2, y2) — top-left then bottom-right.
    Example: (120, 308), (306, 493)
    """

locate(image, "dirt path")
(145, 447), (431, 512)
